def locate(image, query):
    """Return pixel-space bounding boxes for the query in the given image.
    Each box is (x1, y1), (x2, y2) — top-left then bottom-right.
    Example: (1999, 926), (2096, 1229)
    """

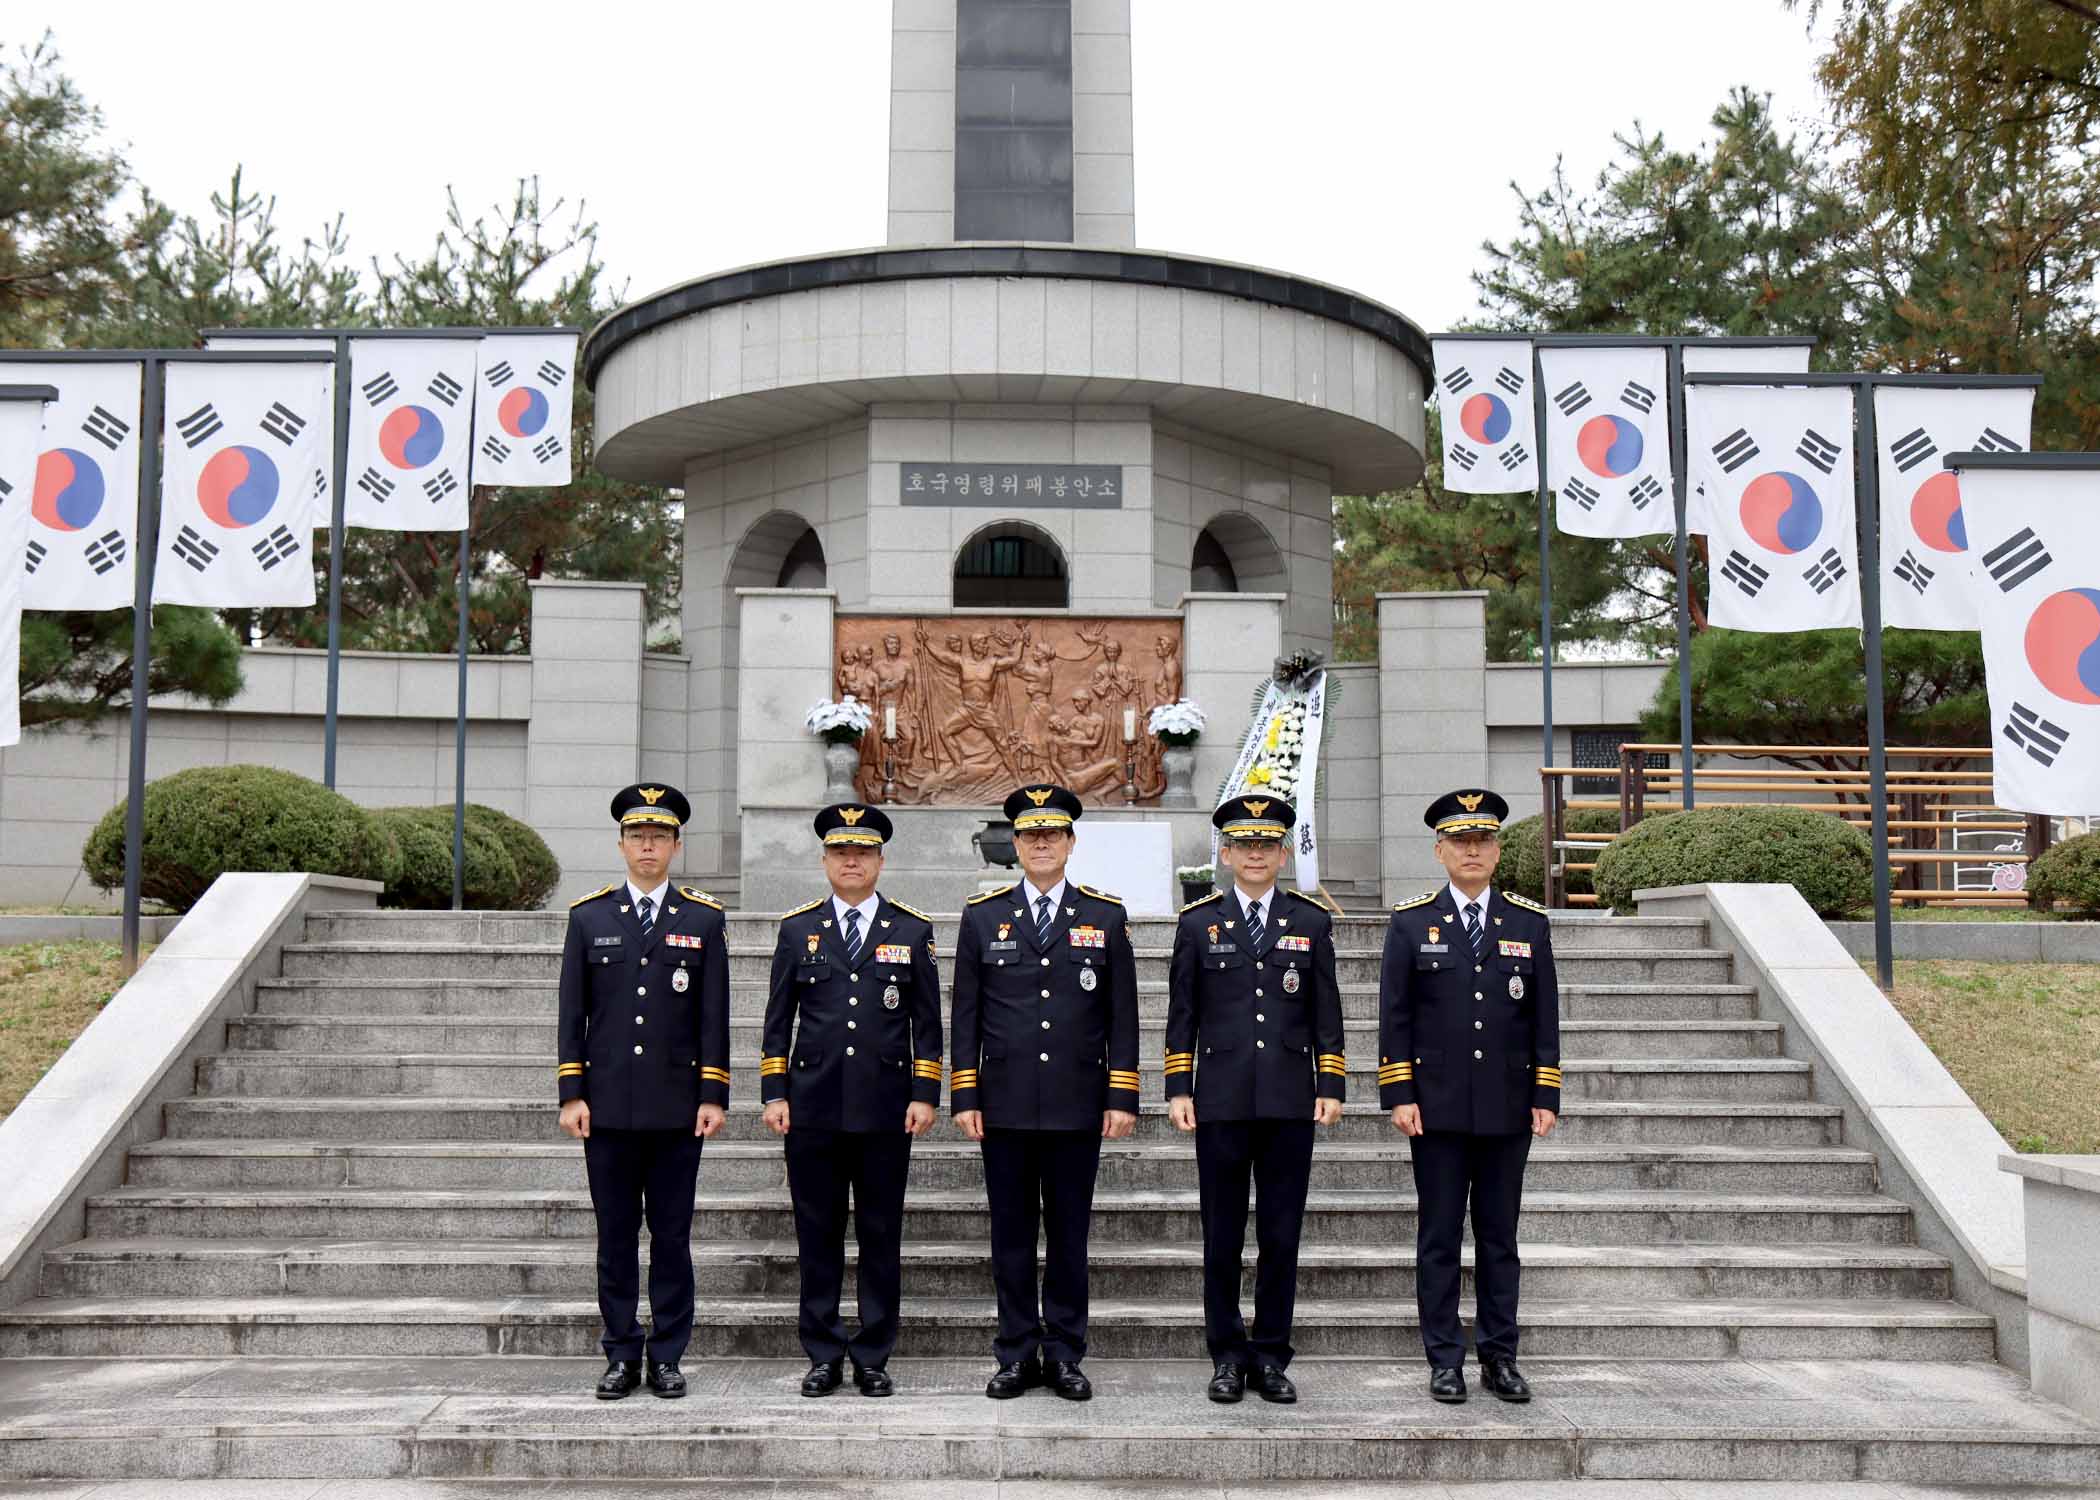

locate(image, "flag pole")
(1855, 378), (1895, 993)
(122, 357), (165, 976)
(323, 336), (352, 789)
(1532, 347), (1554, 780)
(452, 402), (480, 913)
(1667, 341), (1696, 811)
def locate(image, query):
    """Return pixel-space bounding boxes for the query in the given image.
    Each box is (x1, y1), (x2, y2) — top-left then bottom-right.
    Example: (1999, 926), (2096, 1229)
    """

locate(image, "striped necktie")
(1245, 897), (1265, 950)
(1035, 894), (1054, 946)
(844, 906), (863, 965)
(1464, 900), (1485, 961)
(636, 894), (655, 936)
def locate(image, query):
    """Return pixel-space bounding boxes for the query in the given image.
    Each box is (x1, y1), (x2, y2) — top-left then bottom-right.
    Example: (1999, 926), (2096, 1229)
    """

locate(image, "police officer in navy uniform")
(557, 783), (731, 1400)
(1379, 789), (1560, 1405)
(762, 804), (944, 1398)
(1166, 795), (1345, 1405)
(950, 784), (1140, 1402)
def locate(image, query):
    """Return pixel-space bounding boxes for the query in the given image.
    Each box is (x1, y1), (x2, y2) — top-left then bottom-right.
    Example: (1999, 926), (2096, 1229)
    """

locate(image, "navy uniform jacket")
(1376, 887), (1561, 1134)
(1164, 888), (1346, 1120)
(949, 882), (1140, 1129)
(558, 883), (732, 1130)
(760, 894), (945, 1132)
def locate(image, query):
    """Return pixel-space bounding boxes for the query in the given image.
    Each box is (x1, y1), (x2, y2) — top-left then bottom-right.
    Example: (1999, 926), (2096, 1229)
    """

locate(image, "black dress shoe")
(1252, 1364), (1297, 1404)
(985, 1358), (1041, 1399)
(852, 1363), (894, 1397)
(1481, 1356), (1531, 1403)
(801, 1358), (845, 1397)
(1207, 1361), (1245, 1403)
(1047, 1359), (1092, 1401)
(1429, 1365), (1467, 1404)
(645, 1360), (687, 1398)
(595, 1359), (642, 1400)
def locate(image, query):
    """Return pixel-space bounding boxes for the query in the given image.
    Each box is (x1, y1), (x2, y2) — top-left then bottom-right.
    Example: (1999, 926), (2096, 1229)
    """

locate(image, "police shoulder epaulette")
(887, 898), (934, 923)
(966, 889), (1006, 905)
(1502, 892), (1547, 914)
(1178, 890), (1224, 913)
(569, 884), (617, 908)
(1285, 888), (1328, 907)
(1392, 891), (1437, 912)
(679, 885), (724, 910)
(778, 896), (825, 920)
(1078, 884), (1123, 905)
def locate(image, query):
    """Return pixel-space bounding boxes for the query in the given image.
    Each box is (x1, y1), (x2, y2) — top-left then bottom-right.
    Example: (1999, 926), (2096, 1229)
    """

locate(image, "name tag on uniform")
(1497, 939), (1532, 958)
(593, 936), (623, 948)
(1419, 943), (1448, 953)
(1207, 943), (1238, 956)
(1276, 934), (1312, 952)
(665, 933), (704, 949)
(1068, 926), (1105, 949)
(987, 940), (1018, 952)
(874, 943), (912, 963)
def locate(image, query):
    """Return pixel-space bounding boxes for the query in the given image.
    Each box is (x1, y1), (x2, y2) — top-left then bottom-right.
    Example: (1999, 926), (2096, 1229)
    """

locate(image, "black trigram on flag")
(428, 372), (464, 407)
(1628, 475), (1664, 510)
(1448, 444), (1479, 473)
(1893, 549), (1935, 594)
(483, 359), (515, 387)
(536, 359), (566, 386)
(175, 404), (224, 449)
(1712, 428), (1759, 473)
(251, 525), (300, 571)
(1803, 547), (1848, 594)
(1973, 426), (2022, 454)
(171, 524), (220, 573)
(1440, 367), (1475, 396)
(423, 469), (459, 503)
(82, 405), (131, 452)
(310, 468), (328, 499)
(1563, 477), (1601, 510)
(1553, 381), (1592, 416)
(532, 435), (563, 464)
(259, 402), (307, 445)
(84, 529), (126, 575)
(0, 474), (12, 501)
(2005, 701), (2069, 767)
(1721, 550), (1770, 597)
(1888, 427), (1937, 473)
(24, 539), (46, 575)
(1984, 527), (2051, 592)
(480, 435), (513, 465)
(1795, 428), (1842, 475)
(1621, 381), (1656, 414)
(1493, 365), (1524, 395)
(357, 467), (396, 503)
(1498, 442), (1530, 473)
(361, 372), (400, 405)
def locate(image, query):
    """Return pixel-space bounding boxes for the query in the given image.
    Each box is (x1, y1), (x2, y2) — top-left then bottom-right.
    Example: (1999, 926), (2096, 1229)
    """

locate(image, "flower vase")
(822, 739), (862, 802)
(1160, 744), (1198, 808)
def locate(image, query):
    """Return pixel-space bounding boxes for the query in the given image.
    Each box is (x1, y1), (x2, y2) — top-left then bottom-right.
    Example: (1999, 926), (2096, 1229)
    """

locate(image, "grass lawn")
(0, 941), (149, 1121)
(1881, 960), (2100, 1154)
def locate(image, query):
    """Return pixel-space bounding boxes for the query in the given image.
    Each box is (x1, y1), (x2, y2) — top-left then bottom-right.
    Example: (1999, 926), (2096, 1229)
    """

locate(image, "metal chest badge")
(1509, 974), (1524, 1000)
(1078, 966), (1097, 991)
(806, 933), (821, 955)
(672, 967), (690, 993)
(883, 983), (900, 1009)
(1428, 925), (1440, 945)
(1281, 967), (1300, 995)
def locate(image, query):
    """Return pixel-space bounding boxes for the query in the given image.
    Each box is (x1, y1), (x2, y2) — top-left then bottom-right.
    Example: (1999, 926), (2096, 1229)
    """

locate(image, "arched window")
(1191, 513), (1287, 595)
(953, 522), (1068, 608)
(1190, 528), (1240, 592)
(776, 527), (826, 588)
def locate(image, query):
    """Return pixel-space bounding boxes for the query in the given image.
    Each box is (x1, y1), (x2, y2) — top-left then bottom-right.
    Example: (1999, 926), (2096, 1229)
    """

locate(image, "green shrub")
(465, 804), (561, 909)
(1495, 809), (1624, 904)
(375, 806), (519, 909)
(1591, 805), (1873, 917)
(81, 765), (397, 912)
(2028, 832), (2100, 918)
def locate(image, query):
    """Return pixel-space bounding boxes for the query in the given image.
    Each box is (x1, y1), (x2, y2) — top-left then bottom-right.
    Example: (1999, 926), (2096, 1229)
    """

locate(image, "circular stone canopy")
(584, 244), (1431, 494)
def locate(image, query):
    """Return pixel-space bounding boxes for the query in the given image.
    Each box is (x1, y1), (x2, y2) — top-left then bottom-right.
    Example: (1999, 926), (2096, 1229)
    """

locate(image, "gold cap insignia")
(840, 807), (864, 825)
(1026, 788), (1053, 806)
(1457, 792), (1484, 812)
(639, 787), (666, 805)
(1244, 799), (1269, 817)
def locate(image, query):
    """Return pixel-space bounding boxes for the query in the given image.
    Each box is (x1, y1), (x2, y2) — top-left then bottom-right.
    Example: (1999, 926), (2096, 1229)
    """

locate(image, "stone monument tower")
(582, 0), (1430, 905)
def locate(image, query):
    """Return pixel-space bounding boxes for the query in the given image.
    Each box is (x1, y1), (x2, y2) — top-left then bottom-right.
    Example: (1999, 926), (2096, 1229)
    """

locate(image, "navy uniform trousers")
(1408, 1130), (1533, 1367)
(982, 1128), (1104, 1366)
(784, 1129), (913, 1367)
(583, 1129), (704, 1364)
(1196, 1118), (1314, 1369)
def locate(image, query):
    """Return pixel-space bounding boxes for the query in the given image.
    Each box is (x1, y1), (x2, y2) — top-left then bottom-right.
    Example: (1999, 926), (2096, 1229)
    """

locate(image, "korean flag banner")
(345, 338), (478, 530)
(1686, 383), (1860, 632)
(1956, 466), (2100, 816)
(154, 362), (332, 607)
(1681, 344), (1813, 530)
(12, 362), (142, 612)
(1872, 385), (2033, 631)
(1, 396), (50, 748)
(202, 335), (338, 518)
(1539, 346), (1672, 537)
(471, 333), (576, 487)
(1430, 338), (1537, 493)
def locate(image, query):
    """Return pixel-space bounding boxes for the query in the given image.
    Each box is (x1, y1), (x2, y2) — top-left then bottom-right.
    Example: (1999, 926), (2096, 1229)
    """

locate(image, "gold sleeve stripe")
(759, 1059), (789, 1076)
(1316, 1053), (1347, 1067)
(949, 1069), (980, 1088)
(1317, 1062), (1349, 1076)
(699, 1067), (733, 1084)
(1379, 1064), (1414, 1080)
(1163, 1051), (1196, 1063)
(1164, 1059), (1195, 1073)
(1107, 1072), (1142, 1088)
(912, 1061), (944, 1078)
(556, 1064), (585, 1076)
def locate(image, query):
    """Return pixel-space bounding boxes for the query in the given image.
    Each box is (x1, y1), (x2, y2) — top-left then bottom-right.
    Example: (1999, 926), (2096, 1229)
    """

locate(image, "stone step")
(121, 1140), (1880, 1196)
(80, 1186), (1917, 1246)
(40, 1237), (1952, 1304)
(3, 1356), (2092, 1486)
(222, 1015), (1787, 1062)
(163, 1096), (1847, 1147)
(252, 976), (1764, 1022)
(0, 1293), (1997, 1362)
(274, 942), (1737, 986)
(193, 1053), (1814, 1102)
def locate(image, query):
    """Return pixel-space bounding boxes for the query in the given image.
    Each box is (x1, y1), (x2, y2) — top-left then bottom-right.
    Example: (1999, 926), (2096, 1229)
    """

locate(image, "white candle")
(1123, 707), (1137, 742)
(884, 705), (896, 740)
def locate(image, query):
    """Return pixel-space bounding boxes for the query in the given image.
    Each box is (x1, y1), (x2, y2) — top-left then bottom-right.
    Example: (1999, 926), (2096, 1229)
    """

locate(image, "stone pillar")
(2002, 1155), (2100, 1421)
(1378, 591), (1489, 902)
(1180, 592), (1283, 821)
(736, 589), (838, 893)
(526, 580), (647, 904)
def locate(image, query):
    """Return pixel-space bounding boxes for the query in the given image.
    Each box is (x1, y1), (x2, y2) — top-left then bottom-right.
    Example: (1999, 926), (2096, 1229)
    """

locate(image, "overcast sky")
(46, 1), (1831, 335)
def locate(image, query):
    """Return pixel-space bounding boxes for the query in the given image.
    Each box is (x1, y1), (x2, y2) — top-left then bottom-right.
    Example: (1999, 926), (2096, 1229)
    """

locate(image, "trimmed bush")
(466, 804), (561, 910)
(81, 765), (397, 912)
(375, 806), (519, 910)
(1495, 809), (1624, 904)
(1591, 805), (1873, 917)
(2028, 832), (2100, 918)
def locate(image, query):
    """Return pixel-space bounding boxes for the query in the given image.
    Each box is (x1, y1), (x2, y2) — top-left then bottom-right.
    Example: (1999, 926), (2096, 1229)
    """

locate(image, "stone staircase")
(2, 904), (2097, 1488)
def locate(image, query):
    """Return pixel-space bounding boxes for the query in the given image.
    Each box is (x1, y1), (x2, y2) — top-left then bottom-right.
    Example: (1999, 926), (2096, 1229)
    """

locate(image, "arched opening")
(1190, 528), (1239, 592)
(775, 526), (826, 588)
(728, 512), (826, 592)
(1191, 511), (1287, 595)
(953, 520), (1068, 608)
